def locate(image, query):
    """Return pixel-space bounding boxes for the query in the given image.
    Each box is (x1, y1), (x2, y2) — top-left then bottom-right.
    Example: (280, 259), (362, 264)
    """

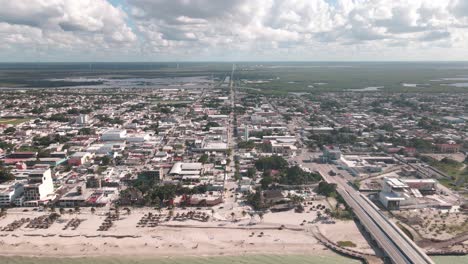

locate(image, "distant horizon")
(2, 60), (468, 64)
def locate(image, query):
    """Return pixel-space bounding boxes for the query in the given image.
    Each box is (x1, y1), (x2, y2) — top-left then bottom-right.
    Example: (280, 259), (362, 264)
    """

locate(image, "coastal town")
(0, 68), (467, 263)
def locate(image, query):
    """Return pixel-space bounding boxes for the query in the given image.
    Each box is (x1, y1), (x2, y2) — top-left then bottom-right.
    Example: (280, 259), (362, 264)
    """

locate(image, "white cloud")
(1, 0), (468, 61)
(127, 0), (468, 60)
(0, 0), (136, 60)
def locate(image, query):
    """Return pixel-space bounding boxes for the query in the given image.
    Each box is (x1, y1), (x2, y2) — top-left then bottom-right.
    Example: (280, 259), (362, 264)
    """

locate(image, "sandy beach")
(0, 207), (373, 259)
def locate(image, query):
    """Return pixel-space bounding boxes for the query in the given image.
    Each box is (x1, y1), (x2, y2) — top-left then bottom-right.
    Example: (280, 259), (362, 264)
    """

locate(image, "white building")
(379, 177), (409, 210)
(23, 168), (55, 205)
(271, 140), (297, 155)
(76, 114), (89, 125)
(245, 127), (250, 141)
(169, 162), (203, 180)
(101, 129), (127, 141)
(126, 133), (151, 142)
(0, 181), (24, 206)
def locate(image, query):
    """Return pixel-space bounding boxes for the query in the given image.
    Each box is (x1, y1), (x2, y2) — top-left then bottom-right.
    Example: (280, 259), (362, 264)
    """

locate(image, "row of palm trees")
(229, 210), (264, 222)
(42, 205), (131, 217)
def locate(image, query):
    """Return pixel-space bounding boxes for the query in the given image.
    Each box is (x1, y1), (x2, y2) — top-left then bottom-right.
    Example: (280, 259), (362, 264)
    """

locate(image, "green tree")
(255, 156), (288, 171)
(280, 166), (321, 185)
(317, 182), (337, 197)
(238, 140), (255, 149)
(78, 127), (93, 135)
(0, 167), (14, 183)
(3, 127), (16, 134)
(198, 154), (209, 164)
(246, 167), (256, 178)
(0, 141), (14, 151)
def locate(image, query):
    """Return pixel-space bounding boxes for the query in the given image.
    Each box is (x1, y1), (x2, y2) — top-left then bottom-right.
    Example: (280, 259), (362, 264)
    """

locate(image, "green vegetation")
(95, 115), (123, 125)
(78, 127), (94, 135)
(421, 156), (468, 190)
(16, 146), (40, 152)
(246, 188), (264, 210)
(124, 174), (208, 207)
(279, 166), (321, 185)
(95, 156), (112, 166)
(337, 241), (357, 247)
(67, 108), (92, 115)
(3, 127), (16, 134)
(238, 62), (468, 94)
(255, 157), (321, 186)
(0, 118), (31, 125)
(198, 154), (209, 164)
(46, 114), (70, 123)
(0, 167), (14, 183)
(308, 132), (357, 147)
(396, 222), (414, 241)
(425, 157), (463, 176)
(203, 121), (220, 131)
(316, 182), (353, 220)
(32, 135), (70, 146)
(255, 156), (288, 171)
(154, 100), (193, 105)
(317, 182), (337, 197)
(246, 167), (256, 178)
(237, 140), (255, 149)
(418, 117), (442, 131)
(0, 141), (14, 151)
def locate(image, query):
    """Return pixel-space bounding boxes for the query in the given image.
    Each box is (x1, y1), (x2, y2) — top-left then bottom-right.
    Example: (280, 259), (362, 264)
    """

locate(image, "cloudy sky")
(1, 0), (468, 62)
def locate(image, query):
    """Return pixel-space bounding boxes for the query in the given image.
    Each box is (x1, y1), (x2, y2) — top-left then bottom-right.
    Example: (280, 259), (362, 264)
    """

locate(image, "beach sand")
(0, 254), (362, 264)
(0, 207), (373, 259)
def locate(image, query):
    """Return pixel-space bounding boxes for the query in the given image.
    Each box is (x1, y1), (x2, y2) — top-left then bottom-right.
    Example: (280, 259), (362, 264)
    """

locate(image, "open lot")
(0, 118), (31, 125)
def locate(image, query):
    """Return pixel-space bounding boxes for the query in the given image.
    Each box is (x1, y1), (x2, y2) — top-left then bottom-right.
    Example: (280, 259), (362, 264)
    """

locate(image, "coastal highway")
(312, 163), (434, 264)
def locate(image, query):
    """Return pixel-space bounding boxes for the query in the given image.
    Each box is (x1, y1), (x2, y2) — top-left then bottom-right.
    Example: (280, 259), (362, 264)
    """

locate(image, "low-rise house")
(68, 152), (93, 166)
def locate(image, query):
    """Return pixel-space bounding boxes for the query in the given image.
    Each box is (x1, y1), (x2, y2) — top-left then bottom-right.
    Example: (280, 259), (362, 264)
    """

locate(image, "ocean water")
(432, 255), (468, 264)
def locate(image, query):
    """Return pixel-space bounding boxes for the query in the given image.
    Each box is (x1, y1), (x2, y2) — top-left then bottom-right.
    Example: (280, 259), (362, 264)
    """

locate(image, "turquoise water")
(432, 255), (468, 264)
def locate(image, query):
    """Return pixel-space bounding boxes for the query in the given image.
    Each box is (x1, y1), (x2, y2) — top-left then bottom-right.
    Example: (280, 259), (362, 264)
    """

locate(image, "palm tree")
(91, 207), (96, 214)
(0, 207), (7, 218)
(291, 195), (303, 205)
(258, 212), (264, 223)
(241, 210), (247, 218)
(74, 206), (81, 214)
(248, 212), (255, 224)
(230, 212), (236, 222)
(59, 208), (65, 215)
(115, 206), (120, 218)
